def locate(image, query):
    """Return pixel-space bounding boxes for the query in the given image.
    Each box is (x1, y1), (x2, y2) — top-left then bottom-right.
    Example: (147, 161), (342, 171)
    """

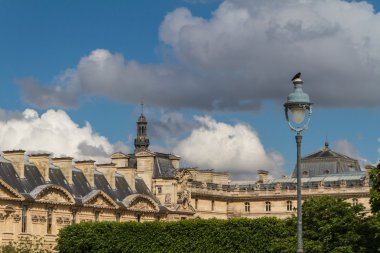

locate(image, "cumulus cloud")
(18, 0), (380, 111)
(0, 108), (129, 162)
(173, 116), (284, 180)
(333, 139), (369, 166)
(149, 111), (198, 145)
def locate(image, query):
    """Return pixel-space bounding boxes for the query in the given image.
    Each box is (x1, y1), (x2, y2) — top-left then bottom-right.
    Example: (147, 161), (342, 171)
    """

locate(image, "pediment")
(123, 194), (159, 212)
(83, 191), (118, 209)
(135, 150), (155, 157)
(34, 185), (75, 205)
(0, 179), (24, 201)
(129, 199), (157, 212)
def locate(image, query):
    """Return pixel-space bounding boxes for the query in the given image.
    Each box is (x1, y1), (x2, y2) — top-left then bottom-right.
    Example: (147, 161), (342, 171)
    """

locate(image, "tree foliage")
(370, 163), (380, 213)
(56, 197), (380, 253)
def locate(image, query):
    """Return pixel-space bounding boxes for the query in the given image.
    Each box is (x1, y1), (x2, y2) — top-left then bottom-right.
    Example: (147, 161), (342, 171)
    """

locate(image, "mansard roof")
(291, 142), (361, 178)
(153, 153), (177, 179)
(127, 152), (178, 179)
(0, 158), (160, 209)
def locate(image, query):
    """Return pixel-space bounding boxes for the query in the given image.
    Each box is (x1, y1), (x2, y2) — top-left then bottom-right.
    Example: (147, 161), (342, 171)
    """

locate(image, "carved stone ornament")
(165, 193), (171, 204)
(39, 190), (71, 203)
(177, 189), (190, 210)
(0, 213), (5, 221)
(201, 182), (208, 189)
(39, 216), (46, 223)
(129, 199), (155, 211)
(63, 217), (71, 224)
(12, 214), (21, 222)
(176, 170), (193, 192)
(56, 217), (63, 225)
(31, 215), (39, 223)
(88, 196), (111, 207)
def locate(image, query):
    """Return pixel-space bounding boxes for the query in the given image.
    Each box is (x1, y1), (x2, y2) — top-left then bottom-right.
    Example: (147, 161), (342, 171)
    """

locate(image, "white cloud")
(0, 108), (129, 162)
(17, 0), (380, 111)
(333, 139), (368, 166)
(173, 116), (284, 179)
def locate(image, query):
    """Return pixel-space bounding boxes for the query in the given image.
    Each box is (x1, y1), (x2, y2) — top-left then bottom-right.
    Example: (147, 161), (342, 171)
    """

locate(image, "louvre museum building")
(0, 113), (372, 248)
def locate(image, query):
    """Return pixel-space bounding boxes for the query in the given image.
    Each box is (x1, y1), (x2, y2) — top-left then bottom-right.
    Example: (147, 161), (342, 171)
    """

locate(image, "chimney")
(29, 153), (51, 182)
(169, 154), (180, 169)
(52, 157), (74, 185)
(76, 160), (96, 188)
(258, 170), (269, 184)
(365, 165), (374, 176)
(111, 152), (129, 168)
(117, 167), (136, 191)
(96, 163), (117, 189)
(3, 150), (26, 179)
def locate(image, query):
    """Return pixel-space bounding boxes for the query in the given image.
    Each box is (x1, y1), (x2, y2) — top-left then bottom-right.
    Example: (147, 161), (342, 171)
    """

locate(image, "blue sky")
(0, 0), (379, 180)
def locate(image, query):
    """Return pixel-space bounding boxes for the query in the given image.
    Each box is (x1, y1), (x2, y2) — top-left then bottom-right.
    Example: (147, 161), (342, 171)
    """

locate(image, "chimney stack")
(96, 163), (117, 189)
(3, 150), (26, 179)
(117, 167), (136, 191)
(75, 160), (96, 188)
(111, 152), (129, 168)
(258, 170), (269, 184)
(52, 157), (74, 185)
(29, 153), (51, 182)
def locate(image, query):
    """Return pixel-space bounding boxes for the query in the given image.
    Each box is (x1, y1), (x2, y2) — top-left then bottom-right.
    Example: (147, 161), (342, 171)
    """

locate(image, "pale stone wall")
(152, 179), (177, 206)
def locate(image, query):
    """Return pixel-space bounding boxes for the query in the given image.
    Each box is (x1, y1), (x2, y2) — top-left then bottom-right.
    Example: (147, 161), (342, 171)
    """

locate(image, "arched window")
(244, 202), (250, 213)
(211, 200), (215, 211)
(265, 201), (271, 212)
(286, 201), (293, 211)
(352, 198), (358, 206)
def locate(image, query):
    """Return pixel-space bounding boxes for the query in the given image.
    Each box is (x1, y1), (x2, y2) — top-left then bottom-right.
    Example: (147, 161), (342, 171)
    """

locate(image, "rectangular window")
(156, 186), (162, 194)
(116, 212), (121, 222)
(72, 210), (77, 224)
(47, 207), (53, 234)
(211, 200), (215, 211)
(265, 201), (271, 212)
(244, 202), (250, 213)
(286, 201), (293, 211)
(21, 205), (27, 233)
(95, 210), (100, 222)
(195, 199), (198, 209)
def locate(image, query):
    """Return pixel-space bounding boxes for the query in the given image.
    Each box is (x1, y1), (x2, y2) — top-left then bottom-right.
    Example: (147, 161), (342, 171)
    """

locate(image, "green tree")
(370, 163), (380, 213)
(301, 196), (366, 253)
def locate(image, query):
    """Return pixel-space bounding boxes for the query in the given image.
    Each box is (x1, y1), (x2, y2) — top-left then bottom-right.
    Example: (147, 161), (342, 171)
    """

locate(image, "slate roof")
(192, 171), (368, 192)
(127, 152), (178, 179)
(0, 159), (160, 209)
(291, 142), (361, 178)
(153, 153), (177, 179)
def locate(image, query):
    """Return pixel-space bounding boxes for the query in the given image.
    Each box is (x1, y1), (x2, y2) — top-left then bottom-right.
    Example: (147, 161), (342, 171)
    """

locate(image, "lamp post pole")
(296, 133), (303, 253)
(284, 73), (312, 253)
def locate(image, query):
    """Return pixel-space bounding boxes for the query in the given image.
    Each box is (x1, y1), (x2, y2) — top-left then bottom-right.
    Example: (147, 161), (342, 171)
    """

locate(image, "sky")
(1, 0), (380, 181)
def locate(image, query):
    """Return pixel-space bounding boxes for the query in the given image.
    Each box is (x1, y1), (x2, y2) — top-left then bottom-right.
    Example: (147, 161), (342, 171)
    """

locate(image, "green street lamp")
(284, 73), (312, 253)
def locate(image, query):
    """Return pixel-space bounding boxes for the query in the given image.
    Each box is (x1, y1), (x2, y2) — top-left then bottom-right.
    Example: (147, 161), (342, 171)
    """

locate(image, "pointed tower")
(134, 105), (150, 152)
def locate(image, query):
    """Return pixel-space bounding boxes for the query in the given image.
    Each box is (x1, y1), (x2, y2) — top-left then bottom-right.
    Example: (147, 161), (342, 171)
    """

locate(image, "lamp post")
(284, 73), (312, 253)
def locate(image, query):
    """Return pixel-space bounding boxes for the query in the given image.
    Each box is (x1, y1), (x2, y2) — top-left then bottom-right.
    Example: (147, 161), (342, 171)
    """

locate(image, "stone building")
(0, 111), (372, 248)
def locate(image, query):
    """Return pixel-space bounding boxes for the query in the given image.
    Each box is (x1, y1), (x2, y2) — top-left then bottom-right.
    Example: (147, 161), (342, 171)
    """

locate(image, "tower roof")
(137, 114), (147, 123)
(291, 141), (361, 178)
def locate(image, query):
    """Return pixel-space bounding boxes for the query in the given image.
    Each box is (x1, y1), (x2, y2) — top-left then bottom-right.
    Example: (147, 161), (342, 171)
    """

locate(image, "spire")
(134, 104), (150, 152)
(324, 135), (329, 150)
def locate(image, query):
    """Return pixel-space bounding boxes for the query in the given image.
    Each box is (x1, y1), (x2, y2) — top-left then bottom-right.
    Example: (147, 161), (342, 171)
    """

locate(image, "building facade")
(0, 112), (372, 248)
